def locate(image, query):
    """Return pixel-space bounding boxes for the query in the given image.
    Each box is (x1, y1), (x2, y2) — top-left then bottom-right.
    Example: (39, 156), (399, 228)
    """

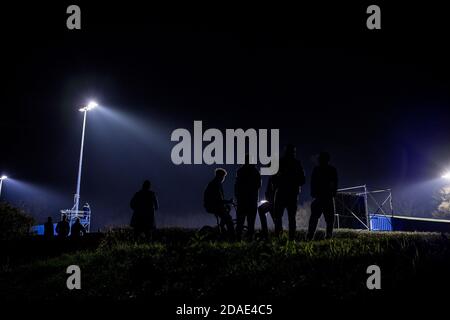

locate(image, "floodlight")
(79, 101), (98, 112)
(0, 175), (7, 198)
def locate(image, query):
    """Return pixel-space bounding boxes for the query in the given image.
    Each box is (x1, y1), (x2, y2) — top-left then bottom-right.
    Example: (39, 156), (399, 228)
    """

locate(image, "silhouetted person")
(130, 180), (159, 239)
(70, 218), (86, 239)
(259, 176), (276, 239)
(204, 168), (235, 239)
(235, 155), (261, 240)
(307, 152), (338, 240)
(55, 214), (70, 239)
(273, 145), (306, 240)
(44, 216), (54, 239)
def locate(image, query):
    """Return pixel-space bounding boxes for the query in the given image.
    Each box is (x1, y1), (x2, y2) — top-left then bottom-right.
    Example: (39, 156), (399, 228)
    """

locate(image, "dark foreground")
(1, 228), (450, 315)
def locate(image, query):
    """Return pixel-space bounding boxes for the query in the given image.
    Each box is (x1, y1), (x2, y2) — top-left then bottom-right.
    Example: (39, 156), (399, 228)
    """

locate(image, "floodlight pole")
(0, 176), (7, 199)
(74, 110), (88, 214)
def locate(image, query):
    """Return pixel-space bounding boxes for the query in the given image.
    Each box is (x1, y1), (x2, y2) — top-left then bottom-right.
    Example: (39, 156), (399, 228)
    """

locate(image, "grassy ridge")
(1, 229), (450, 302)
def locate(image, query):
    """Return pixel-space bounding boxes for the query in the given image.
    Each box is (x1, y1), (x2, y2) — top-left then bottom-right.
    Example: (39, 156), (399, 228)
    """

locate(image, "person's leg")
(307, 199), (322, 241)
(219, 207), (235, 240)
(144, 229), (152, 241)
(259, 209), (269, 239)
(287, 199), (298, 240)
(148, 216), (155, 241)
(225, 212), (235, 240)
(246, 205), (257, 240)
(235, 204), (246, 240)
(134, 228), (143, 240)
(213, 206), (226, 234)
(212, 210), (223, 232)
(323, 198), (335, 239)
(273, 199), (284, 237)
(217, 214), (226, 233)
(269, 210), (276, 226)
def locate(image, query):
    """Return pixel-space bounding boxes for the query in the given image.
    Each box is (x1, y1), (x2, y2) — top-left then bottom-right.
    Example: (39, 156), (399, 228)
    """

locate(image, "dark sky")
(1, 2), (450, 228)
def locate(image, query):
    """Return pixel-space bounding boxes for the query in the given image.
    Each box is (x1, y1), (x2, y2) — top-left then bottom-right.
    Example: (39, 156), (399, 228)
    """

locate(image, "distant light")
(0, 175), (7, 180)
(259, 200), (269, 206)
(79, 101), (98, 112)
(442, 172), (450, 180)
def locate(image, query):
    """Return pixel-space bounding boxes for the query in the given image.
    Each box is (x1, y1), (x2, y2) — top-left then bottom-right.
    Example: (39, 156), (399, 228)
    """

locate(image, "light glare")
(87, 101), (98, 109)
(0, 175), (7, 180)
(79, 101), (99, 112)
(442, 172), (450, 180)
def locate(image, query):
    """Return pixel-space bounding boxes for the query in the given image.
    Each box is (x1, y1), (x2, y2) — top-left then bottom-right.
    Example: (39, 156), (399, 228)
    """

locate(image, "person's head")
(285, 144), (296, 158)
(142, 180), (151, 190)
(214, 168), (228, 183)
(62, 214), (67, 222)
(318, 152), (331, 166)
(75, 218), (81, 224)
(47, 216), (52, 223)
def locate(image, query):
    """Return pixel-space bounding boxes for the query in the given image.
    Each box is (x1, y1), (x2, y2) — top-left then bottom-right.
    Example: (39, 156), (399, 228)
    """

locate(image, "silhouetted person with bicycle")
(307, 152), (338, 240)
(70, 217), (86, 239)
(235, 155), (261, 240)
(130, 180), (159, 240)
(204, 168), (235, 240)
(44, 216), (54, 239)
(273, 145), (306, 240)
(55, 214), (70, 239)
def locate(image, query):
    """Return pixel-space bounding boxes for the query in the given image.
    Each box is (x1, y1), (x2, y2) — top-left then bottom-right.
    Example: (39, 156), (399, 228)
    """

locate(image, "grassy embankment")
(1, 228), (450, 303)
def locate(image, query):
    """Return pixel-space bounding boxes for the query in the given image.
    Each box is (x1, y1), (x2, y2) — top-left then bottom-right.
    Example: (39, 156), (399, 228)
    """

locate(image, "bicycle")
(198, 201), (247, 240)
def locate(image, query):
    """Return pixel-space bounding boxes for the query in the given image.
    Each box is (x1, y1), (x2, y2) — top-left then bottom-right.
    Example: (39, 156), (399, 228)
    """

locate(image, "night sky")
(1, 2), (450, 229)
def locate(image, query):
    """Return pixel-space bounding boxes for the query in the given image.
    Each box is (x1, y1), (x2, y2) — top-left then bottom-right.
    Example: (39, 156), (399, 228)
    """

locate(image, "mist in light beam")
(393, 178), (449, 218)
(92, 105), (170, 156)
(1, 178), (70, 223)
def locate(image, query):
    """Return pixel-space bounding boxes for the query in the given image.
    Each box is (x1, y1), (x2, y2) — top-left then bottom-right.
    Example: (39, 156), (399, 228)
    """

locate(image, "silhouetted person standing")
(204, 168), (235, 240)
(307, 152), (338, 240)
(70, 218), (86, 239)
(44, 216), (54, 239)
(130, 180), (159, 239)
(235, 155), (261, 240)
(273, 145), (306, 240)
(55, 214), (70, 239)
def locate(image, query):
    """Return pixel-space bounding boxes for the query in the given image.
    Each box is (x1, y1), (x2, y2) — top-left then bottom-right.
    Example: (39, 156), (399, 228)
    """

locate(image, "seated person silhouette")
(204, 168), (235, 239)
